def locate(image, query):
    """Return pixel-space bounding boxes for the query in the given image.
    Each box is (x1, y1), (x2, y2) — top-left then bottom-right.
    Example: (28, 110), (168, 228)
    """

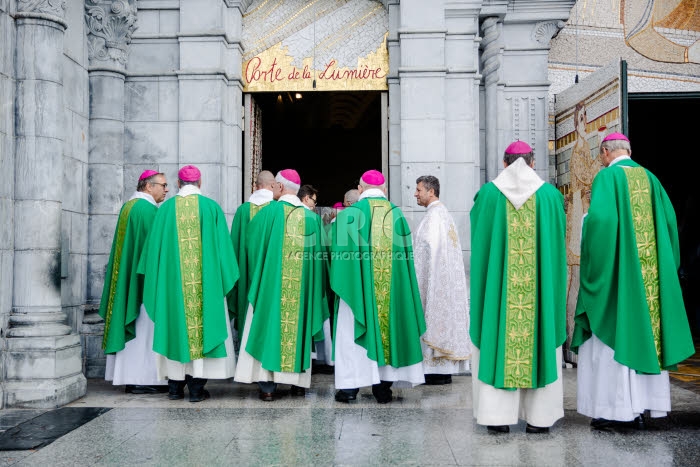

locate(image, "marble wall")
(0, 0), (16, 404)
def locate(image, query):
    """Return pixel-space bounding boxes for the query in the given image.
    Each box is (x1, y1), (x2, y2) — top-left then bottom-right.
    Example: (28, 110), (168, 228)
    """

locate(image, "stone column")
(480, 16), (502, 183)
(83, 0), (137, 378)
(178, 0), (244, 219)
(5, 0), (86, 408)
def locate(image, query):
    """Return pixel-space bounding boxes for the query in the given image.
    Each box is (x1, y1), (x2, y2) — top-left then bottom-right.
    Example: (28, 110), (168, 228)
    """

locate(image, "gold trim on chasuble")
(279, 205), (305, 372)
(504, 196), (537, 388)
(102, 199), (138, 349)
(624, 167), (662, 364)
(176, 196), (205, 360)
(249, 201), (269, 219)
(369, 200), (393, 364)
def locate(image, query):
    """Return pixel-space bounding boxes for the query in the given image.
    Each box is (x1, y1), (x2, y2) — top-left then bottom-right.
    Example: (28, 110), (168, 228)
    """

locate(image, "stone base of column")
(2, 334), (87, 408)
(81, 306), (107, 379)
(2, 374), (87, 409)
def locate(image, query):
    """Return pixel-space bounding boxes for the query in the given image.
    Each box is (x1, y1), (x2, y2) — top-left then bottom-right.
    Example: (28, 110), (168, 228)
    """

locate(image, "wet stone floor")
(0, 367), (699, 466)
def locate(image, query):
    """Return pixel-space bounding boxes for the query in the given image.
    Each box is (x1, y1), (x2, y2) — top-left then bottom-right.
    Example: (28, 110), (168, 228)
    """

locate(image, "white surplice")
(413, 200), (471, 375)
(472, 345), (564, 427)
(234, 304), (312, 387)
(576, 334), (670, 421)
(105, 191), (166, 386)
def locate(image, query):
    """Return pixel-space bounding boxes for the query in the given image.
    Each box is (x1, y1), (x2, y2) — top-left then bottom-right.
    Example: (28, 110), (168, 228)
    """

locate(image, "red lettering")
(245, 57), (262, 83)
(245, 57), (283, 83)
(317, 60), (384, 81)
(319, 60), (336, 80)
(302, 65), (311, 79)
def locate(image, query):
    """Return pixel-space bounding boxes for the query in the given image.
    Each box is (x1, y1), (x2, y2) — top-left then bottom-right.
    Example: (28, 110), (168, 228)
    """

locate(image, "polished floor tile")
(1, 371), (698, 466)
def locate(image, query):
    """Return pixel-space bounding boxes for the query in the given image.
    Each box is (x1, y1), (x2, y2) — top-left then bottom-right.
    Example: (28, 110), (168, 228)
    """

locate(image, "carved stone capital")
(17, 0), (66, 19)
(85, 0), (138, 68)
(532, 20), (566, 46)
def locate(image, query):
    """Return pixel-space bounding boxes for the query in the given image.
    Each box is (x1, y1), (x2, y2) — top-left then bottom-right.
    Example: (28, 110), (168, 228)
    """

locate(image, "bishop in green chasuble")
(234, 193), (328, 388)
(101, 170), (169, 388)
(330, 171), (426, 397)
(137, 183), (239, 381)
(572, 158), (694, 373)
(470, 143), (566, 430)
(227, 189), (274, 334)
(572, 133), (694, 424)
(100, 197), (157, 354)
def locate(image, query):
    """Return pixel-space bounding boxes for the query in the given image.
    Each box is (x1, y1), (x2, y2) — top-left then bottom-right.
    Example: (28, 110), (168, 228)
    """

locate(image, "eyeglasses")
(150, 182), (168, 188)
(309, 197), (317, 205)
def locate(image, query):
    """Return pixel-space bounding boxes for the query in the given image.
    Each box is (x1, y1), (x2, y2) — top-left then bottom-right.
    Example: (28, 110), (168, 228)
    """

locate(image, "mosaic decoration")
(625, 0), (700, 64)
(242, 0), (388, 91)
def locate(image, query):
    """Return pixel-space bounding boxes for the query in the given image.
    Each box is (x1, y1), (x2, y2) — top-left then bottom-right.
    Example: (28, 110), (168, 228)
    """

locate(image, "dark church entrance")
(629, 93), (700, 336)
(245, 91), (384, 207)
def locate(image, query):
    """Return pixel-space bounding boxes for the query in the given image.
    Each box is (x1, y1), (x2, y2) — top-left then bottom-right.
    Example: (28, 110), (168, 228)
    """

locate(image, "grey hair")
(503, 151), (534, 166)
(344, 189), (359, 205)
(359, 179), (385, 191)
(179, 179), (200, 187)
(275, 172), (300, 194)
(600, 138), (631, 155)
(416, 175), (440, 198)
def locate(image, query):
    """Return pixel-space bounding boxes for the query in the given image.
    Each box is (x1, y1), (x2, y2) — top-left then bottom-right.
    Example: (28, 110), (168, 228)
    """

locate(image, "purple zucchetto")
(139, 170), (159, 181)
(361, 170), (385, 185)
(278, 169), (301, 186)
(178, 165), (201, 182)
(602, 132), (630, 143)
(504, 140), (532, 155)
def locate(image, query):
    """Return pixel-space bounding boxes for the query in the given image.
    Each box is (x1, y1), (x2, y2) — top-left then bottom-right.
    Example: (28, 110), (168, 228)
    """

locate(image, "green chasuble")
(244, 200), (328, 373)
(572, 159), (694, 373)
(329, 197), (426, 368)
(470, 182), (567, 389)
(99, 198), (157, 354)
(137, 194), (240, 363)
(227, 200), (272, 332)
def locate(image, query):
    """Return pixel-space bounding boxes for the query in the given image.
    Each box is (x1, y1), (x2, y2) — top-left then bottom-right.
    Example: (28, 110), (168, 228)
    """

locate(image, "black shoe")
(424, 374), (452, 385)
(290, 386), (306, 397)
(526, 424), (549, 434)
(186, 376), (209, 402)
(335, 390), (357, 403)
(259, 391), (275, 402)
(487, 425), (510, 433)
(590, 418), (617, 430)
(189, 389), (210, 403)
(372, 381), (393, 404)
(125, 385), (169, 394)
(632, 414), (647, 430)
(167, 380), (186, 400)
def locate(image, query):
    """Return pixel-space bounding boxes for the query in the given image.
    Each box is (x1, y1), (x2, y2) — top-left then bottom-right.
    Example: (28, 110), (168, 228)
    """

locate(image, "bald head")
(255, 170), (275, 191)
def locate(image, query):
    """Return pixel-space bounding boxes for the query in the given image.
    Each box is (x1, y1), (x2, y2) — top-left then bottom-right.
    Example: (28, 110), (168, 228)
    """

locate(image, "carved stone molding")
(532, 20), (566, 46)
(85, 0), (138, 67)
(17, 0), (66, 19)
